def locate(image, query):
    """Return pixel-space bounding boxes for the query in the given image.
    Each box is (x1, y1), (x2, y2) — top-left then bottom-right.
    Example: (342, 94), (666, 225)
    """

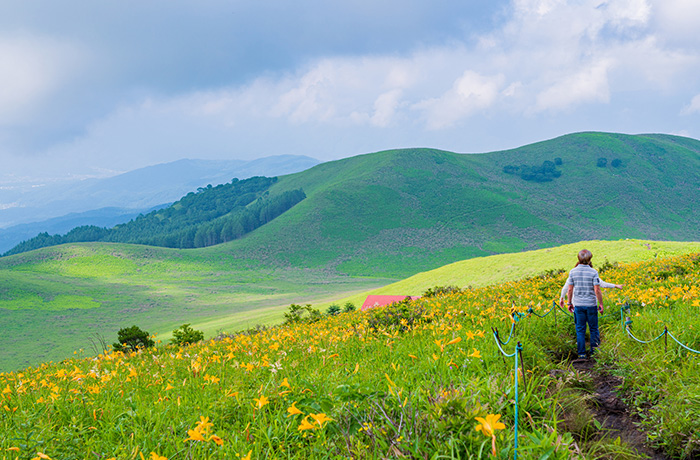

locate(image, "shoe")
(572, 355), (588, 363)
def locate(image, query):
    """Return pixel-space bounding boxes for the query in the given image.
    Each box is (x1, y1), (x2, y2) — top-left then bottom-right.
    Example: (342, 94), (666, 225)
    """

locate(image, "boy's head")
(577, 249), (593, 266)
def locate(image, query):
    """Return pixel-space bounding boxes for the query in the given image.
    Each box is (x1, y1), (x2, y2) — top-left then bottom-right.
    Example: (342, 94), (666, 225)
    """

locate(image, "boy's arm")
(567, 284), (574, 312)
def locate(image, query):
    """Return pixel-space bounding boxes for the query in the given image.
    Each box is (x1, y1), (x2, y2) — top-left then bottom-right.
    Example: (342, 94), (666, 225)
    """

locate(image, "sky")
(1, 0), (700, 182)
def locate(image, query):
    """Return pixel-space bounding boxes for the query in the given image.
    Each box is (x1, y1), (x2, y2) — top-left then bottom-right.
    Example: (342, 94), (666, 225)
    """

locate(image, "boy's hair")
(576, 249), (593, 266)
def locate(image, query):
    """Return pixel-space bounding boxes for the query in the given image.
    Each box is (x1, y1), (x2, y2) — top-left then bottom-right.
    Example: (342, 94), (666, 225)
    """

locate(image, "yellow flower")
(468, 348), (482, 359)
(254, 395), (270, 409)
(446, 337), (462, 346)
(310, 413), (333, 427)
(287, 401), (303, 417)
(241, 450), (252, 460)
(298, 416), (316, 431)
(195, 416), (214, 434)
(209, 435), (224, 446)
(279, 377), (291, 389)
(474, 414), (506, 437)
(31, 453), (52, 460)
(150, 453), (168, 460)
(184, 429), (206, 442)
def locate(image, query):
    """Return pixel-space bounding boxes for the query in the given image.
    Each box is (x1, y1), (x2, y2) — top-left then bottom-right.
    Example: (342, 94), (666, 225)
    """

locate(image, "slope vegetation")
(2, 251), (699, 458)
(6, 132), (700, 279)
(218, 132), (700, 278)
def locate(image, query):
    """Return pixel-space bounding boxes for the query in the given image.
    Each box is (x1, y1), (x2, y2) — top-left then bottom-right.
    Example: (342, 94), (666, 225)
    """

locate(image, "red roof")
(361, 295), (420, 311)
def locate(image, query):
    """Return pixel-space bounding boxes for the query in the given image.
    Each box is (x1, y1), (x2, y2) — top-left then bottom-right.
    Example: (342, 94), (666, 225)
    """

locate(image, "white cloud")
(10, 0), (700, 177)
(681, 94), (700, 115)
(0, 34), (84, 124)
(535, 59), (612, 112)
(415, 71), (505, 129)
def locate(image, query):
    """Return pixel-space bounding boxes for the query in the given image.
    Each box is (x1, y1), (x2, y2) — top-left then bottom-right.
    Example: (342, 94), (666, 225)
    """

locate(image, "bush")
(366, 298), (430, 333)
(327, 304), (341, 316)
(611, 158), (622, 167)
(113, 325), (155, 352)
(170, 324), (204, 346)
(423, 285), (465, 298)
(554, 157), (563, 165)
(283, 304), (323, 325)
(596, 157), (607, 167)
(343, 301), (356, 313)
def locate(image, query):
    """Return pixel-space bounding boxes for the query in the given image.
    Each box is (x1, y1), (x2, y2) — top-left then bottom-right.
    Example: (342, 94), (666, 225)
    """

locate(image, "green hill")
(224, 131), (700, 278)
(3, 131), (700, 371)
(8, 132), (700, 279)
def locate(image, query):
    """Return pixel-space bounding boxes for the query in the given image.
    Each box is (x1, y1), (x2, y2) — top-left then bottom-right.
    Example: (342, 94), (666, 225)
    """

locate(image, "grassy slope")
(0, 244), (392, 371)
(2, 252), (699, 458)
(214, 132), (700, 279)
(327, 239), (700, 309)
(3, 131), (700, 371)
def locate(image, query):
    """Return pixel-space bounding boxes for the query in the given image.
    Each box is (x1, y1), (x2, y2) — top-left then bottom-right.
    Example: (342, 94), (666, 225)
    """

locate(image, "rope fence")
(487, 297), (700, 459)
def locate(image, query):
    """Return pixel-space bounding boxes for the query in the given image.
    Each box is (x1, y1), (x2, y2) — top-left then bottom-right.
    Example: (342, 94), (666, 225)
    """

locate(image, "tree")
(597, 157), (607, 167)
(170, 324), (204, 346)
(113, 325), (155, 352)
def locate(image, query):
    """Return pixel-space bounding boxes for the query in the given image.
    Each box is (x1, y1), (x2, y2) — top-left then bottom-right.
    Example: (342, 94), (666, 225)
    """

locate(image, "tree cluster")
(502, 159), (563, 182)
(3, 176), (306, 256)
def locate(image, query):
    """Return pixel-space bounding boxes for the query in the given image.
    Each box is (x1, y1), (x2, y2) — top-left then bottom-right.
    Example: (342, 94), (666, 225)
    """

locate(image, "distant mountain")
(0, 155), (319, 251)
(0, 155), (320, 228)
(4, 177), (307, 256)
(5, 132), (699, 278)
(0, 206), (159, 254)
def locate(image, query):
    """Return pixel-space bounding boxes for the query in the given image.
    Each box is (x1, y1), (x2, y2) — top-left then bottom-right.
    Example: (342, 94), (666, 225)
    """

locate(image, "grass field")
(0, 243), (392, 371)
(2, 239), (698, 373)
(2, 247), (699, 458)
(320, 239), (700, 311)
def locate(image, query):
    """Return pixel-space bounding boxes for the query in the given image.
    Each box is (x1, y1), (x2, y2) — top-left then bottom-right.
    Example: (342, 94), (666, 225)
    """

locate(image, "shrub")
(170, 323), (204, 346)
(554, 157), (563, 165)
(327, 304), (341, 316)
(366, 298), (430, 333)
(596, 157), (607, 167)
(611, 158), (622, 167)
(423, 285), (464, 298)
(113, 325), (155, 352)
(343, 301), (356, 313)
(283, 303), (323, 325)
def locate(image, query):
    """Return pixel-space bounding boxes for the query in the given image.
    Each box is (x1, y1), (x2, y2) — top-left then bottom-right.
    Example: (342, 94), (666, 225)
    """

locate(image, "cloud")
(0, 34), (85, 124)
(681, 94), (700, 115)
(5, 0), (700, 178)
(534, 60), (612, 112)
(415, 71), (505, 129)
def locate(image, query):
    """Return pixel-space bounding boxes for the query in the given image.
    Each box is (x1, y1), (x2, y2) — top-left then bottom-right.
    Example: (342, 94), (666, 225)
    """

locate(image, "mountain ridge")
(5, 132), (700, 278)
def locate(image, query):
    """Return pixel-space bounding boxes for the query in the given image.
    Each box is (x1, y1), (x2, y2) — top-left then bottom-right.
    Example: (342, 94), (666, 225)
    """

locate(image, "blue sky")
(1, 0), (699, 181)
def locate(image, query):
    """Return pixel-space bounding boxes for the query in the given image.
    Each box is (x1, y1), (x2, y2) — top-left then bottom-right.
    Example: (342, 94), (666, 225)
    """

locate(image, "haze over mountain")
(0, 155), (319, 252)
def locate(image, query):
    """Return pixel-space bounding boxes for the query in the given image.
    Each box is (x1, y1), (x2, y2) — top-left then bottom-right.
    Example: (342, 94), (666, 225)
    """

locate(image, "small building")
(361, 295), (421, 311)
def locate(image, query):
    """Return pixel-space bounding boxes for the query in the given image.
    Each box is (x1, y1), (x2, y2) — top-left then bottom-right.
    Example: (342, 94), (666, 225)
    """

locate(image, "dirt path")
(571, 359), (668, 459)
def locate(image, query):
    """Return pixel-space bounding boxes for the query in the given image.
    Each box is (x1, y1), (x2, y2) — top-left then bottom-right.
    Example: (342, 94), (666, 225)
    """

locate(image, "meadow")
(0, 243), (391, 371)
(2, 239), (698, 372)
(2, 249), (699, 459)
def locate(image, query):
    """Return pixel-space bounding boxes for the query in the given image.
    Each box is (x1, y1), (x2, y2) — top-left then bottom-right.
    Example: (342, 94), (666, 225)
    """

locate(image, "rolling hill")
(7, 132), (700, 278)
(2, 131), (700, 371)
(218, 131), (700, 278)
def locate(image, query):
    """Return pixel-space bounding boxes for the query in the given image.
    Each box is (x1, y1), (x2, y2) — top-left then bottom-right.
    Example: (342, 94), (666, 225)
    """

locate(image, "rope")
(527, 301), (556, 318)
(620, 304), (700, 354)
(666, 330), (700, 354)
(624, 325), (666, 344)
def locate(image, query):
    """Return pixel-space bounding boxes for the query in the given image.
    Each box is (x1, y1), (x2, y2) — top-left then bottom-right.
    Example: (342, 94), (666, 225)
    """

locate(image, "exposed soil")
(571, 358), (669, 459)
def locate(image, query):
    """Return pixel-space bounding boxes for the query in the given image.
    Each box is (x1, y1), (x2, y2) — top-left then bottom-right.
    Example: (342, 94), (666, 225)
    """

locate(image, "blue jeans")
(574, 306), (599, 357)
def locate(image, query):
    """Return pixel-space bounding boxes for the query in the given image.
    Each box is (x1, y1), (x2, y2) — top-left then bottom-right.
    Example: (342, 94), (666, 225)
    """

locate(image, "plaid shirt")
(565, 264), (600, 307)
